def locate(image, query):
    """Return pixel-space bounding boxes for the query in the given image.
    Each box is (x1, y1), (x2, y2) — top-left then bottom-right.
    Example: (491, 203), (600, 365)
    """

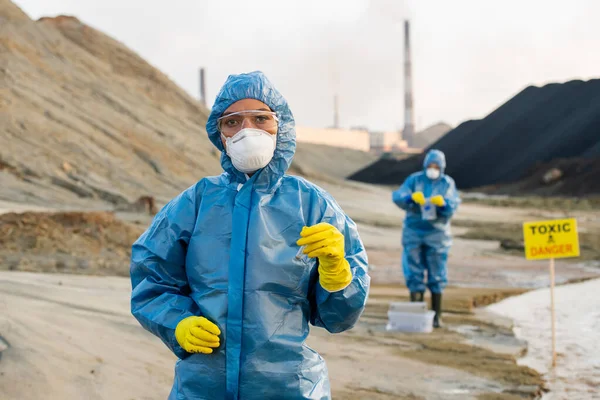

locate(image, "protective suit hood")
(423, 149), (446, 175)
(206, 71), (295, 188)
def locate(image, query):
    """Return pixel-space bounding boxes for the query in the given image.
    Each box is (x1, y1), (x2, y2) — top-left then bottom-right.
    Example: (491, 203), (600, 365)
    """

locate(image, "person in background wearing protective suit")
(392, 149), (460, 328)
(130, 71), (370, 400)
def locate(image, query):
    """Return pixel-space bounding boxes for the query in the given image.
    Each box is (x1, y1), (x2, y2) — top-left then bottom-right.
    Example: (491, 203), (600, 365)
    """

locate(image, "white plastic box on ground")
(386, 309), (435, 333)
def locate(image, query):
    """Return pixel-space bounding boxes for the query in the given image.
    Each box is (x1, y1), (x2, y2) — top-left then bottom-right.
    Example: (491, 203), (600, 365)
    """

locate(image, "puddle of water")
(488, 278), (600, 400)
(449, 324), (527, 357)
(0, 334), (9, 361)
(442, 389), (472, 395)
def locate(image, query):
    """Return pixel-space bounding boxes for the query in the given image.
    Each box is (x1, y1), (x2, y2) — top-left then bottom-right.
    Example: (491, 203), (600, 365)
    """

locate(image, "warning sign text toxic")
(522, 218), (580, 260)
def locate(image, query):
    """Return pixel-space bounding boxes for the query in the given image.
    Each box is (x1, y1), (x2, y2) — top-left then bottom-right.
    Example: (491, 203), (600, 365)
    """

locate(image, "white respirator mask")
(222, 128), (277, 174)
(426, 168), (441, 180)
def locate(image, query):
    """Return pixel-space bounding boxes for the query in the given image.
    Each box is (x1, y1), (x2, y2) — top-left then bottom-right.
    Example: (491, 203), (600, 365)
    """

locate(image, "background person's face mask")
(426, 167), (441, 180)
(222, 128), (276, 173)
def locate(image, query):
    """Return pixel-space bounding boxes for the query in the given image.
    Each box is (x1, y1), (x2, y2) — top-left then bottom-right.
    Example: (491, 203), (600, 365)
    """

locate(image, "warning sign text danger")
(523, 218), (580, 260)
(530, 244), (574, 257)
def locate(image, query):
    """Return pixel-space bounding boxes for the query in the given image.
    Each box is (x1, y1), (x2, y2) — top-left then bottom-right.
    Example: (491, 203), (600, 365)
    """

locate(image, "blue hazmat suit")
(392, 149), (460, 294)
(130, 71), (370, 400)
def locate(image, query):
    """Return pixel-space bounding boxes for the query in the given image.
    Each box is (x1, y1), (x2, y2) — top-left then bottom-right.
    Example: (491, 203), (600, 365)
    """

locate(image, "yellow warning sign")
(523, 218), (580, 260)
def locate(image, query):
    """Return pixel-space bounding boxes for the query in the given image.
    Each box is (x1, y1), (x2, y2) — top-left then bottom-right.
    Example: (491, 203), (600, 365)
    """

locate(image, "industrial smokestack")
(333, 94), (339, 129)
(199, 67), (207, 107)
(403, 20), (415, 147)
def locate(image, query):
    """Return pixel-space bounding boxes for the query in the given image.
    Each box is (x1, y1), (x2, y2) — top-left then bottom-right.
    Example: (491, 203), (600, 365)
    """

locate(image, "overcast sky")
(13, 0), (600, 132)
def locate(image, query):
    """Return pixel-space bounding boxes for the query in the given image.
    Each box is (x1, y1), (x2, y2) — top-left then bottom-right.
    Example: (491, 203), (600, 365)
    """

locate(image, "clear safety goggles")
(217, 110), (279, 136)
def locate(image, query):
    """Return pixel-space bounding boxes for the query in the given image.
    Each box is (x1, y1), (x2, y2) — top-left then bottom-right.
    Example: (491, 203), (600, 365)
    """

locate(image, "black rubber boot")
(409, 291), (425, 302)
(432, 293), (443, 328)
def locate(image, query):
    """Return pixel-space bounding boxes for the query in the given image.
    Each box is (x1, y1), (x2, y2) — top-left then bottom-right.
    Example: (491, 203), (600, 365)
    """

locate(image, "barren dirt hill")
(1, 0), (224, 207)
(1, 1), (377, 210)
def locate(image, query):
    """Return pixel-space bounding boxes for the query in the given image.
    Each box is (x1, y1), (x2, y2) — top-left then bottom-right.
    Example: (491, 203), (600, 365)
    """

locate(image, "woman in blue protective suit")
(130, 71), (370, 400)
(392, 149), (460, 328)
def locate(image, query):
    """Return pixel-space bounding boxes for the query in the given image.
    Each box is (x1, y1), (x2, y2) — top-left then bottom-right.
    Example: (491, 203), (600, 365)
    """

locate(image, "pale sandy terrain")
(0, 272), (531, 400)
(0, 272), (176, 400)
(1, 184), (598, 399)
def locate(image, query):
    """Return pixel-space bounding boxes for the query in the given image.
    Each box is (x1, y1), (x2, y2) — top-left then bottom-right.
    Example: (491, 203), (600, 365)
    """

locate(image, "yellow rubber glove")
(430, 195), (446, 207)
(175, 316), (221, 354)
(296, 222), (353, 292)
(411, 191), (426, 205)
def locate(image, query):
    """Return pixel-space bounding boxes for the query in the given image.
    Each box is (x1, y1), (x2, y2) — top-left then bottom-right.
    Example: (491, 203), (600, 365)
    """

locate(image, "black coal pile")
(478, 157), (600, 196)
(350, 79), (600, 195)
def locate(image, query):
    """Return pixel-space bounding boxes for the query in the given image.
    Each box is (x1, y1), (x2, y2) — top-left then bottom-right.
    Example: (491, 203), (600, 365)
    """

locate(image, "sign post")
(522, 218), (580, 368)
(549, 256), (556, 366)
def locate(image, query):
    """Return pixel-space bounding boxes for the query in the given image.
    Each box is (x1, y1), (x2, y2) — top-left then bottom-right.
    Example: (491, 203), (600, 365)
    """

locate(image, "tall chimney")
(199, 67), (207, 107)
(333, 94), (339, 129)
(403, 20), (415, 147)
